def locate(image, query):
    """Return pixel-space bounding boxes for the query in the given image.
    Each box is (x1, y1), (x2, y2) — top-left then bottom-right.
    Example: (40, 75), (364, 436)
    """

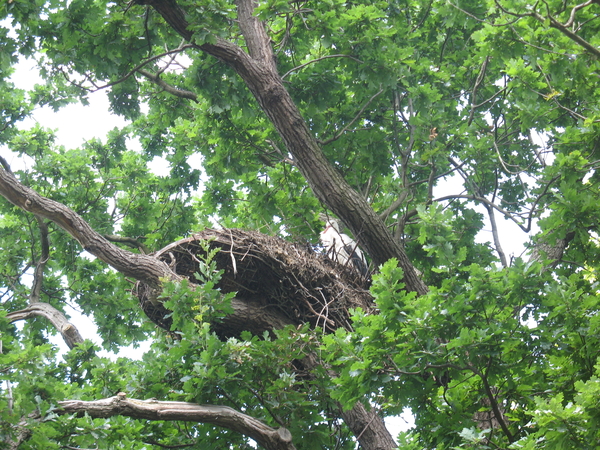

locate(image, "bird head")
(318, 213), (341, 233)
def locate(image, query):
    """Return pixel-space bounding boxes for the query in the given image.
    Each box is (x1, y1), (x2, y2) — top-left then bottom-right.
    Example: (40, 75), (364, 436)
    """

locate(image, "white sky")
(10, 58), (129, 150)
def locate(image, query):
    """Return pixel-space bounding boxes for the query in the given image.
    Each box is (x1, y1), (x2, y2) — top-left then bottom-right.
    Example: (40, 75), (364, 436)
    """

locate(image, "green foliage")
(160, 239), (235, 331)
(3, 0), (600, 448)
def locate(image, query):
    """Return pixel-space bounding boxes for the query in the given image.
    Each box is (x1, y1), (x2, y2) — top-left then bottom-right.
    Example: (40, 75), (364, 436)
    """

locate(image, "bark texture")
(135, 0), (427, 297)
(7, 303), (84, 349)
(340, 402), (397, 450)
(0, 167), (173, 294)
(57, 393), (296, 450)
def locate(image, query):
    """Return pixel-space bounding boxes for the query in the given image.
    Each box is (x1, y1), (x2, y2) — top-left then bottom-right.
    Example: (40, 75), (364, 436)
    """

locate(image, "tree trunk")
(135, 0), (427, 297)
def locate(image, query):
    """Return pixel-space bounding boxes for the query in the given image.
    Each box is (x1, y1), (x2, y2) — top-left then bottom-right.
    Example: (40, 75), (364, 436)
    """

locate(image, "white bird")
(320, 218), (369, 277)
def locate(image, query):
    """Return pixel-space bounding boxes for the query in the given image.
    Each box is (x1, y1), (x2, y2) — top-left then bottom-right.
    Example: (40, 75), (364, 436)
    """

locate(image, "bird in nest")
(320, 217), (369, 277)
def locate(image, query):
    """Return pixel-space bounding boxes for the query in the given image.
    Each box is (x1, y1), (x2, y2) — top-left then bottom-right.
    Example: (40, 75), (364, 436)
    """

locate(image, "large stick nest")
(136, 228), (374, 338)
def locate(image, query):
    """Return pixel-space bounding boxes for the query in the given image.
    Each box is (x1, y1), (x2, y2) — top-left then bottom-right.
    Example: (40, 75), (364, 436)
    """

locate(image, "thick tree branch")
(6, 303), (84, 349)
(76, 43), (196, 92)
(237, 0), (278, 71)
(0, 167), (172, 292)
(339, 402), (396, 450)
(130, 0), (427, 298)
(56, 393), (296, 450)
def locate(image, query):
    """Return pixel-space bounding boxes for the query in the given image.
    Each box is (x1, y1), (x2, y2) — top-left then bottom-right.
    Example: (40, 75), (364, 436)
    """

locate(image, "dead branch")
(7, 303), (84, 349)
(56, 393), (296, 450)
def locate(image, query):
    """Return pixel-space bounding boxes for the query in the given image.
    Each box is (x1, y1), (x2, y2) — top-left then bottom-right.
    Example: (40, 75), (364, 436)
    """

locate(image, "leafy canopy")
(2, 0), (600, 449)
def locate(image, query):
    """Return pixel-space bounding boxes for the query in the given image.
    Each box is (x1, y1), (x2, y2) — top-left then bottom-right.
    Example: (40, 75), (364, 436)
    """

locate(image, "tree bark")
(7, 303), (84, 349)
(57, 393), (296, 450)
(528, 230), (576, 269)
(0, 167), (172, 295)
(340, 402), (398, 450)
(134, 0), (427, 297)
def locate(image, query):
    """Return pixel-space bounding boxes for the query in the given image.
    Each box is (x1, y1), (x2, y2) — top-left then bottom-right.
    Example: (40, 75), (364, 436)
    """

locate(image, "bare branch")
(380, 163), (464, 222)
(320, 87), (385, 146)
(493, 141), (536, 175)
(468, 56), (490, 126)
(564, 0), (595, 28)
(281, 54), (364, 80)
(7, 303), (84, 349)
(78, 43), (196, 93)
(435, 194), (530, 232)
(0, 167), (172, 289)
(483, 203), (508, 267)
(137, 69), (198, 102)
(56, 393), (296, 450)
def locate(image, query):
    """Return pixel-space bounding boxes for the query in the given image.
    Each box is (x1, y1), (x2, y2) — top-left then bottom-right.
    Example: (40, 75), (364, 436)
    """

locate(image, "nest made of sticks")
(136, 228), (374, 337)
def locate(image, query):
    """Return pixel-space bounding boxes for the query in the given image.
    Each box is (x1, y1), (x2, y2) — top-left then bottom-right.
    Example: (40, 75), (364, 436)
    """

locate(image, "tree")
(2, 0), (600, 448)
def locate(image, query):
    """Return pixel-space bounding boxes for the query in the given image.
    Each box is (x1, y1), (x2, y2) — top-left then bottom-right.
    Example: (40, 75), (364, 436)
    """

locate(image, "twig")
(320, 86), (385, 145)
(137, 68), (198, 102)
(103, 234), (149, 254)
(281, 54), (364, 79)
(227, 229), (238, 276)
(468, 56), (490, 126)
(484, 203), (508, 268)
(88, 44), (196, 92)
